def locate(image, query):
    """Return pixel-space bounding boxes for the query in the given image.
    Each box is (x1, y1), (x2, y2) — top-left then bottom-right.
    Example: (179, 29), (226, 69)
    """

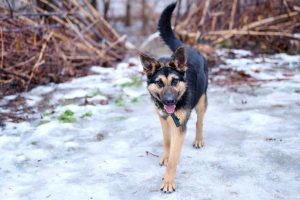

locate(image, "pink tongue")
(164, 105), (176, 114)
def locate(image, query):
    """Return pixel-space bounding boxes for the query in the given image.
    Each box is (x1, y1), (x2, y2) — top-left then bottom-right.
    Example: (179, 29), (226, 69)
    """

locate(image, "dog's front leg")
(161, 115), (186, 193)
(159, 116), (170, 166)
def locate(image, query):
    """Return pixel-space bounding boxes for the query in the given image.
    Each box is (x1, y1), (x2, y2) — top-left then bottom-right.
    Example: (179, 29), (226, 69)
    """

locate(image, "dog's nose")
(163, 98), (176, 105)
(162, 86), (176, 105)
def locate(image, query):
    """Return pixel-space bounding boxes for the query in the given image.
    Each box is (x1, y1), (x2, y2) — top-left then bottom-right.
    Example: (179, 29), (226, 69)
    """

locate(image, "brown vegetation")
(0, 0), (126, 97)
(175, 0), (300, 54)
(1, 0), (300, 98)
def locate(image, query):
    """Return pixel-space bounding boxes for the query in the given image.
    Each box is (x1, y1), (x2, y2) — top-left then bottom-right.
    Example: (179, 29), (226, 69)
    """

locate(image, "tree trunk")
(90, 0), (98, 10)
(103, 0), (110, 20)
(141, 0), (147, 33)
(124, 0), (131, 27)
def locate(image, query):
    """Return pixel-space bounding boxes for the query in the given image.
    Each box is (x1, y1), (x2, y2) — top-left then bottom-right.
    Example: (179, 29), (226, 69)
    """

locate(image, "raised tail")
(158, 2), (182, 52)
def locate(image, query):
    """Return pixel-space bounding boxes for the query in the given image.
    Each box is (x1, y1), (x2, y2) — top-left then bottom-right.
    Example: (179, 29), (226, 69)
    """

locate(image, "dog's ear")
(140, 53), (160, 76)
(170, 47), (187, 72)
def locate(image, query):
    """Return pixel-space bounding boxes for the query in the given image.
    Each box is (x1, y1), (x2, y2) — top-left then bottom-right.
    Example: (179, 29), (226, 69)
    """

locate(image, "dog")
(139, 2), (208, 192)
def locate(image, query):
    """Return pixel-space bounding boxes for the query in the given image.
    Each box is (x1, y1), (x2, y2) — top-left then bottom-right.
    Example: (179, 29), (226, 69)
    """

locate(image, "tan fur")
(193, 94), (207, 148)
(160, 109), (188, 192)
(156, 75), (167, 83)
(166, 74), (178, 83)
(147, 84), (161, 100)
(176, 82), (186, 100)
(156, 74), (178, 84)
(158, 115), (170, 166)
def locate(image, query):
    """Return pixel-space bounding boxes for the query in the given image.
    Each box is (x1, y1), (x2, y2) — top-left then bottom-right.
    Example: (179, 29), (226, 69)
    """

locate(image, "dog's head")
(140, 47), (187, 114)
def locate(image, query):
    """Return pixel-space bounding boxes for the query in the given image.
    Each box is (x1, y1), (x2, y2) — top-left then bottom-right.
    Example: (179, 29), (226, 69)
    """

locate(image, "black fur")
(157, 2), (208, 110)
(158, 2), (182, 52)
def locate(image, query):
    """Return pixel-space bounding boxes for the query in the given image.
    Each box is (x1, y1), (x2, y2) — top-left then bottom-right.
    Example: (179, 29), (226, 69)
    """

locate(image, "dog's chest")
(155, 106), (168, 119)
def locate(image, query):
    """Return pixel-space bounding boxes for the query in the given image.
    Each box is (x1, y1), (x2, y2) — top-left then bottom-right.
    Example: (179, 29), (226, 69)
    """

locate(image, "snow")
(216, 49), (300, 82)
(1, 53), (300, 200)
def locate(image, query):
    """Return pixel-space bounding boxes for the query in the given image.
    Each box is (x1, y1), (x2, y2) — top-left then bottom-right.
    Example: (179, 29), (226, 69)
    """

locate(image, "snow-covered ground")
(0, 50), (300, 200)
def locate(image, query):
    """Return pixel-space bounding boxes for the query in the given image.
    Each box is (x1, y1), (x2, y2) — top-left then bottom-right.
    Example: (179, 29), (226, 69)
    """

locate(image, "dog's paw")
(160, 175), (176, 193)
(193, 140), (204, 149)
(159, 154), (169, 166)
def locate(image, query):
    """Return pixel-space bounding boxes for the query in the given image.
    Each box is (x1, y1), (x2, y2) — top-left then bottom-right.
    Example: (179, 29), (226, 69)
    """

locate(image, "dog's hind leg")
(193, 94), (207, 148)
(159, 116), (170, 166)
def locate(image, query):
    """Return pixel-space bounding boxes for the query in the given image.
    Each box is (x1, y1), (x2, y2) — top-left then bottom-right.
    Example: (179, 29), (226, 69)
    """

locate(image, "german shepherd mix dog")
(140, 2), (208, 192)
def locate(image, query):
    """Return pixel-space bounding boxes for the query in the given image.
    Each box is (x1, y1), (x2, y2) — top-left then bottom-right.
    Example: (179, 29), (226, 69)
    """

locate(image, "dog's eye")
(171, 79), (179, 86)
(155, 80), (164, 87)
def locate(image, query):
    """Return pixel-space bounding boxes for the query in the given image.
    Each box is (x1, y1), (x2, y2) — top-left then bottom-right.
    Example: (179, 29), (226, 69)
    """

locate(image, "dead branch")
(25, 31), (53, 91)
(0, 27), (3, 68)
(0, 68), (29, 81)
(208, 30), (300, 42)
(199, 0), (210, 28)
(229, 0), (238, 30)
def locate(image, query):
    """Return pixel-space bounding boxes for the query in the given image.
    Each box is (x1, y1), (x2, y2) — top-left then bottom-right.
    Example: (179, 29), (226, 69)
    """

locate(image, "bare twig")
(209, 30), (300, 41)
(1, 11), (69, 19)
(13, 56), (37, 67)
(283, 0), (291, 13)
(0, 27), (3, 69)
(5, 0), (14, 18)
(145, 151), (159, 157)
(2, 24), (61, 33)
(72, 18), (100, 42)
(199, 0), (211, 28)
(0, 68), (29, 81)
(229, 0), (238, 30)
(25, 31), (54, 91)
